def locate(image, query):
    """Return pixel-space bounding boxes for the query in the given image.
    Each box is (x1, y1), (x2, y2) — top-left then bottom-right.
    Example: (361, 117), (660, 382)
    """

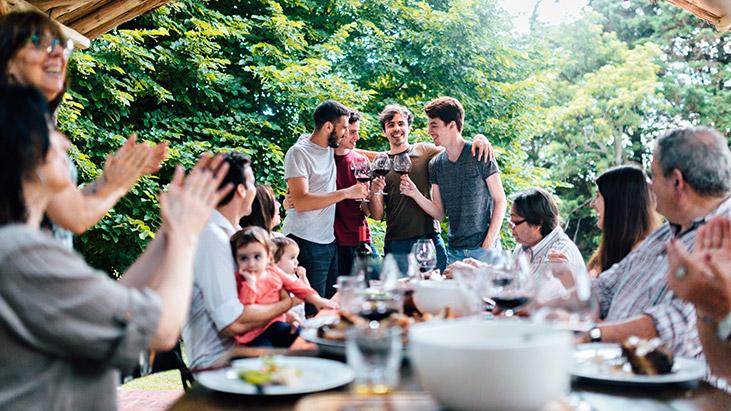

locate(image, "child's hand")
(295, 266), (309, 285)
(285, 311), (302, 334)
(315, 297), (339, 311)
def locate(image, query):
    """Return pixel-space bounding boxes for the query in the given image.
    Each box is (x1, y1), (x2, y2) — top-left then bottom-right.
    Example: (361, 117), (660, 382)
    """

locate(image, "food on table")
(238, 356), (302, 386)
(621, 336), (674, 375)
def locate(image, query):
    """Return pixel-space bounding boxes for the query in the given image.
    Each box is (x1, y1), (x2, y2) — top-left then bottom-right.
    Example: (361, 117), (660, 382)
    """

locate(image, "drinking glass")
(532, 262), (599, 332)
(346, 326), (403, 395)
(392, 153), (411, 194)
(411, 239), (436, 278)
(336, 275), (367, 314)
(488, 253), (534, 317)
(351, 156), (372, 202)
(371, 153), (390, 196)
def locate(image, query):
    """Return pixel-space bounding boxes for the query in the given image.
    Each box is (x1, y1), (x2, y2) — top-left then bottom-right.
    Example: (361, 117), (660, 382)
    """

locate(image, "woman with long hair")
(0, 10), (166, 244)
(239, 185), (282, 233)
(588, 164), (660, 275)
(0, 84), (228, 409)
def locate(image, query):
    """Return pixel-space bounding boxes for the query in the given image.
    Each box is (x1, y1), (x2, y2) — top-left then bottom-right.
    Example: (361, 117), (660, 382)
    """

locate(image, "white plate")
(197, 357), (354, 395)
(300, 328), (348, 356)
(571, 343), (706, 385)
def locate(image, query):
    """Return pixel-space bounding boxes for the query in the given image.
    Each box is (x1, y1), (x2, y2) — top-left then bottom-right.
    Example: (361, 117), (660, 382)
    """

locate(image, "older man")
(583, 127), (731, 360)
(509, 188), (584, 275)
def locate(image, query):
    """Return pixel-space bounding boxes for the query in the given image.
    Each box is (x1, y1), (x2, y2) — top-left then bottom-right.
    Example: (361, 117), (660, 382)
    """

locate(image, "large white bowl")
(411, 280), (473, 316)
(409, 319), (572, 411)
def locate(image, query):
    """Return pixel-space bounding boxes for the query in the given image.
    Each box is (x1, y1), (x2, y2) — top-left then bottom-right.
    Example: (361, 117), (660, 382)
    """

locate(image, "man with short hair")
(282, 100), (368, 309)
(399, 97), (507, 264)
(368, 104), (492, 273)
(509, 188), (584, 275)
(333, 111), (372, 288)
(582, 127), (731, 360)
(183, 153), (295, 369)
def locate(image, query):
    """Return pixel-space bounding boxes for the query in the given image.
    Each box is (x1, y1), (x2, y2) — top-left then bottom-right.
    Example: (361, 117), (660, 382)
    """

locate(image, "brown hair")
(378, 104), (413, 131)
(272, 236), (298, 263)
(0, 11), (67, 110)
(424, 97), (465, 132)
(230, 226), (274, 260)
(239, 185), (277, 231)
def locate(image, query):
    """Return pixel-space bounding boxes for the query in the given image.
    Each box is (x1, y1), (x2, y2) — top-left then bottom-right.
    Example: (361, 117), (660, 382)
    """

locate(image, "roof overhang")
(664, 0), (731, 31)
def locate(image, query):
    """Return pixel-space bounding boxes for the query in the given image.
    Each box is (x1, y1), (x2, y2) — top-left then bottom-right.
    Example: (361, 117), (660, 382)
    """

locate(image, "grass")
(120, 370), (183, 391)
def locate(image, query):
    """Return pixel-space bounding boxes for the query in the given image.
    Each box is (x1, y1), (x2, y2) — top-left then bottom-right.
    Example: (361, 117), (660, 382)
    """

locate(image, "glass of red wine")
(411, 239), (436, 279)
(371, 153), (391, 196)
(532, 262), (599, 333)
(489, 253), (534, 317)
(351, 156), (372, 202)
(392, 152), (411, 194)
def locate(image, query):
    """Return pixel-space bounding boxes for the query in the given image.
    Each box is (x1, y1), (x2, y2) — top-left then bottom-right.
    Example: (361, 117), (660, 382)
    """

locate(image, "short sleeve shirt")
(281, 135), (337, 244)
(383, 143), (443, 241)
(428, 141), (499, 249)
(334, 150), (370, 246)
(0, 224), (162, 410)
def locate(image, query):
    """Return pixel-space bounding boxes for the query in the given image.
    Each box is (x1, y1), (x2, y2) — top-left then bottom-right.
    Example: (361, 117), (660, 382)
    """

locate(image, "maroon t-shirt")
(334, 151), (371, 246)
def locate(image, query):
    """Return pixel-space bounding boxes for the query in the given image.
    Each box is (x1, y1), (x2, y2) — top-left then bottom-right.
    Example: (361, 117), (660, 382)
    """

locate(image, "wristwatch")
(718, 311), (731, 342)
(589, 327), (602, 343)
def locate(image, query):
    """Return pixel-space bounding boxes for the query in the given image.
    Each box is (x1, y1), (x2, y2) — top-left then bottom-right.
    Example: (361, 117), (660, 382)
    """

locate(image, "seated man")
(509, 188), (584, 275)
(581, 127), (731, 361)
(667, 215), (731, 389)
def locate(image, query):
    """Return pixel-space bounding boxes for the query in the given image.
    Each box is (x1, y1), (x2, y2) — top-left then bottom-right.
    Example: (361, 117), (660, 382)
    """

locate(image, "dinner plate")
(300, 328), (411, 358)
(571, 343), (706, 385)
(197, 357), (354, 395)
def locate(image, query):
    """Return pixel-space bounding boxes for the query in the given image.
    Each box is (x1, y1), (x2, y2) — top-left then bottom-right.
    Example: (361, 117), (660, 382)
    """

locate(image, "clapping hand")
(159, 155), (232, 242)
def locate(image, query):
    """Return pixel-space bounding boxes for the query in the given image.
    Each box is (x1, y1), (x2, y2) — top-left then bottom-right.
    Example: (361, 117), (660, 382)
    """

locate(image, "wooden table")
(168, 345), (731, 411)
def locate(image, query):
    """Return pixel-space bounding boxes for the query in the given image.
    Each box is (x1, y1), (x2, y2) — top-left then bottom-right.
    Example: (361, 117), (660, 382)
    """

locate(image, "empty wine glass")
(392, 153), (411, 194)
(351, 156), (371, 202)
(488, 253), (534, 317)
(532, 262), (599, 332)
(371, 153), (391, 196)
(411, 239), (436, 279)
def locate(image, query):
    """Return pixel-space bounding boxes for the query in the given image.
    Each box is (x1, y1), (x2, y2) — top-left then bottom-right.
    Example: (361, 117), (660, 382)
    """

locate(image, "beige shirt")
(0, 225), (161, 411)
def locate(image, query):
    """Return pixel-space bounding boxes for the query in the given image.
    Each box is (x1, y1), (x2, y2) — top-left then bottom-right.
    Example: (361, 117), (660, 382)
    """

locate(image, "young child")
(231, 226), (337, 347)
(272, 237), (309, 322)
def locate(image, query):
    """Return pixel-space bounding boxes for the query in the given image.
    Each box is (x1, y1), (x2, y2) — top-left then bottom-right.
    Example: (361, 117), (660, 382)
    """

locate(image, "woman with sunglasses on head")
(0, 11), (167, 246)
(0, 84), (230, 410)
(587, 164), (660, 276)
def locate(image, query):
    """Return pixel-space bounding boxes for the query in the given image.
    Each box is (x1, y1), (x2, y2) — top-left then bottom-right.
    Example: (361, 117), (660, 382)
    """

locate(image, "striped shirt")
(513, 226), (585, 276)
(595, 196), (731, 358)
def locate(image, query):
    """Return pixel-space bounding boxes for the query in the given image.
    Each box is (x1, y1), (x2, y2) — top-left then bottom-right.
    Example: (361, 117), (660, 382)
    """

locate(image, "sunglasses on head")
(29, 32), (74, 59)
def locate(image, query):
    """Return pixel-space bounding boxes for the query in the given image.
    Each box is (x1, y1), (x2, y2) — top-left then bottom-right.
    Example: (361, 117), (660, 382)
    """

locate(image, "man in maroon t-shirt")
(334, 111), (372, 288)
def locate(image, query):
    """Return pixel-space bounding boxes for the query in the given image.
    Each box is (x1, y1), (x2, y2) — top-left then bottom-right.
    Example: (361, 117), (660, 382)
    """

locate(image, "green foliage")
(59, 0), (555, 274)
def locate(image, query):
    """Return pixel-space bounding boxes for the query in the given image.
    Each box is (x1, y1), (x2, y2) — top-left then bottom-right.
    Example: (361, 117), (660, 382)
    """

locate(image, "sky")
(498, 0), (590, 33)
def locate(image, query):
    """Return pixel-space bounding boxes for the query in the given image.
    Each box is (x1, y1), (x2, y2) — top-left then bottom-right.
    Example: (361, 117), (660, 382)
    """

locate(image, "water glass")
(411, 239), (436, 278)
(532, 262), (599, 332)
(336, 275), (366, 314)
(346, 326), (403, 395)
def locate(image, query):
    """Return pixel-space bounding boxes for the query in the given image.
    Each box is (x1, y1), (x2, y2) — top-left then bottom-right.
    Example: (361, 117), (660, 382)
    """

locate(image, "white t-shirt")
(281, 135), (337, 244)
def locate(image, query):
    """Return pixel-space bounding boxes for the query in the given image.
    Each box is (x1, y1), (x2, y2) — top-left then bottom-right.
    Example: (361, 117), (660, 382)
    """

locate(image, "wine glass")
(488, 253), (534, 317)
(371, 153), (391, 196)
(351, 156), (372, 202)
(392, 153), (411, 194)
(411, 239), (436, 279)
(532, 261), (599, 333)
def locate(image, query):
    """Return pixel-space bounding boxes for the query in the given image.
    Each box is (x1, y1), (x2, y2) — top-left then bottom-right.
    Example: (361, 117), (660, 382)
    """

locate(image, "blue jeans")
(447, 241), (502, 265)
(247, 321), (299, 348)
(288, 235), (338, 314)
(384, 233), (447, 274)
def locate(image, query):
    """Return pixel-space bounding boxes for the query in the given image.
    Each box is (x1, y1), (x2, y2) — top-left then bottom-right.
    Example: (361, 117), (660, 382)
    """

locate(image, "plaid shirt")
(513, 226), (585, 276)
(595, 196), (731, 358)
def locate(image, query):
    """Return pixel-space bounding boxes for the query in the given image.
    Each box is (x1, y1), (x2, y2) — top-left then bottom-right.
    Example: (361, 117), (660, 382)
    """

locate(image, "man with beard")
(282, 100), (368, 314)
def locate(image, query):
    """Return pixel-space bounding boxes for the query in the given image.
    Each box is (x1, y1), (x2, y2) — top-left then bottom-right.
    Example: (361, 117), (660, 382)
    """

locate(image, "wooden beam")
(71, 0), (173, 39)
(664, 0), (730, 31)
(1, 0), (91, 48)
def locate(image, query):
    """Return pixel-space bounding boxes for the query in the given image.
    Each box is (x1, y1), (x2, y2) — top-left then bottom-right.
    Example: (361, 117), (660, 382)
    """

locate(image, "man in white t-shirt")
(282, 100), (368, 314)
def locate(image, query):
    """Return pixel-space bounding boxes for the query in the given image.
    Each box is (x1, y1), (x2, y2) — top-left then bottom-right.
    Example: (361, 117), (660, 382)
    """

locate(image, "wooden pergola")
(0, 0), (174, 48)
(665, 0), (731, 30)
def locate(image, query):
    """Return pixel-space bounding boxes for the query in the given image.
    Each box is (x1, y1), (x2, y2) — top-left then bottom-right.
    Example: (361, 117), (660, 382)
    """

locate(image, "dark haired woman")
(0, 10), (166, 246)
(588, 164), (660, 276)
(0, 84), (228, 409)
(239, 185), (282, 234)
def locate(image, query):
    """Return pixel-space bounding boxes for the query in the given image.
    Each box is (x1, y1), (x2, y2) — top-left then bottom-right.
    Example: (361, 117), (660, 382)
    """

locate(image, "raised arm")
(400, 176), (444, 221)
(287, 176), (367, 212)
(482, 173), (507, 249)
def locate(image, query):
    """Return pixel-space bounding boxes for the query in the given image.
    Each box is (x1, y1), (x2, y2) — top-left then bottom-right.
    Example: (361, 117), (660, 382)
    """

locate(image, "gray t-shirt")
(428, 141), (499, 249)
(281, 135), (337, 244)
(0, 224), (162, 411)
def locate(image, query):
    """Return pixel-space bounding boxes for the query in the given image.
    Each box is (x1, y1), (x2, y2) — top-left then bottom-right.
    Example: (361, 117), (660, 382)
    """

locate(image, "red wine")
(373, 169), (390, 177)
(355, 176), (372, 183)
(492, 296), (530, 310)
(493, 278), (512, 287)
(358, 302), (397, 322)
(394, 170), (409, 176)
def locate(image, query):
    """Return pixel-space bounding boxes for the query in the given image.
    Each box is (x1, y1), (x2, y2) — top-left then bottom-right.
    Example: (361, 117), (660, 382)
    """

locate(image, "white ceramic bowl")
(411, 280), (473, 316)
(409, 319), (572, 411)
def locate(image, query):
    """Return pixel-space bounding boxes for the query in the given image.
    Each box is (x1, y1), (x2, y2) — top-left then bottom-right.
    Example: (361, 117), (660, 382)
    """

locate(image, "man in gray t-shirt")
(401, 97), (507, 264)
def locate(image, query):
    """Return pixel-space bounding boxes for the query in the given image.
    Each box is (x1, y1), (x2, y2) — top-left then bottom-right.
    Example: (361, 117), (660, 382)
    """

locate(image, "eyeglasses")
(508, 219), (527, 229)
(29, 33), (74, 59)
